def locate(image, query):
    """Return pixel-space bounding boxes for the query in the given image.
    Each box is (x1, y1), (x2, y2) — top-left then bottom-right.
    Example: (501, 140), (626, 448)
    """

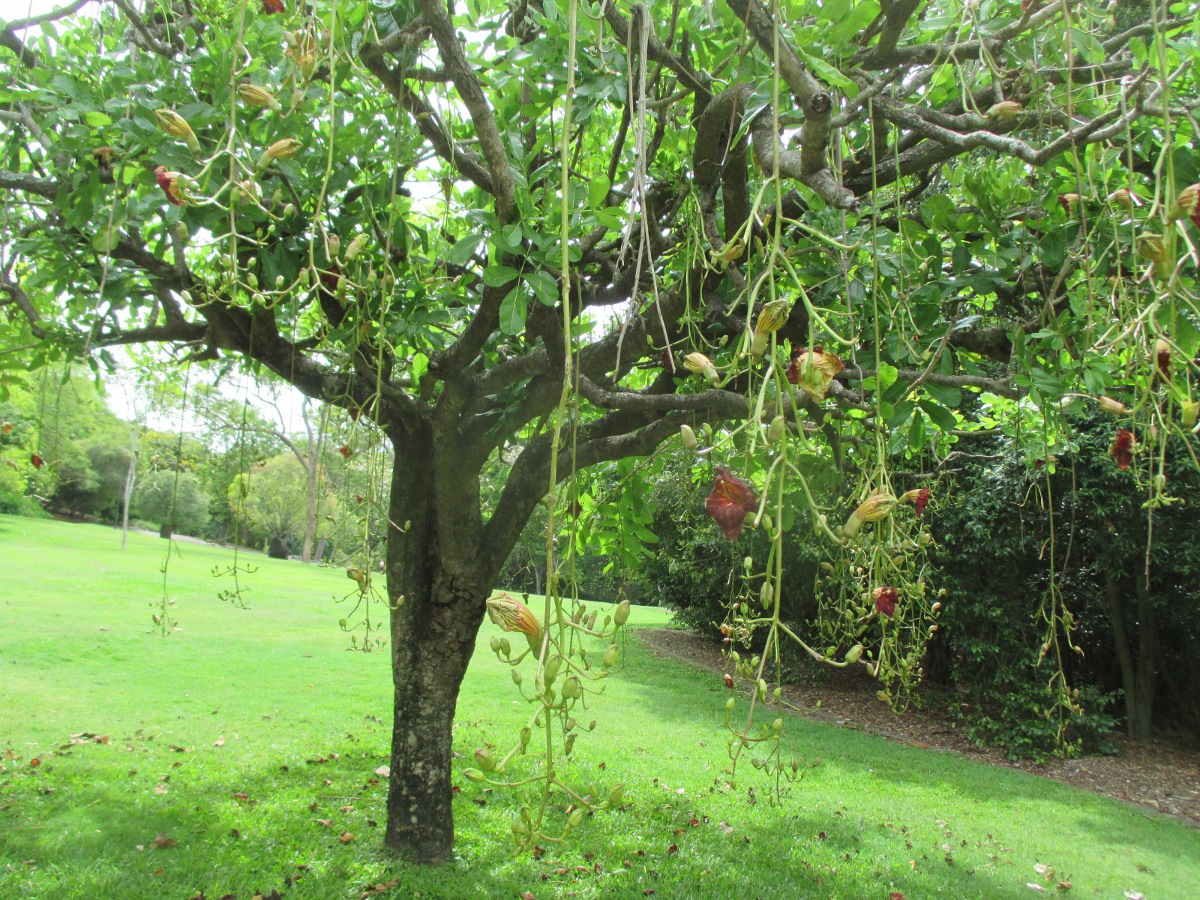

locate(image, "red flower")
(1155, 339), (1171, 380)
(262, 0), (284, 13)
(30, 453), (44, 469)
(901, 487), (931, 516)
(319, 265), (342, 293)
(705, 468), (758, 541)
(348, 406), (361, 420)
(154, 166), (188, 206)
(873, 586), (898, 619)
(1110, 429), (1135, 470)
(338, 444), (352, 460)
(724, 674), (734, 690)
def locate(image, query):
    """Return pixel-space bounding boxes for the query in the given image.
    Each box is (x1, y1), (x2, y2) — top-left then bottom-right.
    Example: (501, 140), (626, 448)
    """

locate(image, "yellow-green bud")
(155, 109), (201, 155)
(844, 644), (864, 664)
(511, 668), (523, 686)
(986, 100), (1023, 119)
(608, 783), (625, 805)
(603, 645), (619, 668)
(683, 352), (720, 387)
(1182, 400), (1199, 428)
(237, 83), (283, 112)
(344, 233), (369, 263)
(474, 748), (495, 772)
(613, 599), (631, 627)
(680, 423), (699, 452)
(463, 768), (485, 782)
(767, 415), (786, 444)
(257, 138), (303, 171)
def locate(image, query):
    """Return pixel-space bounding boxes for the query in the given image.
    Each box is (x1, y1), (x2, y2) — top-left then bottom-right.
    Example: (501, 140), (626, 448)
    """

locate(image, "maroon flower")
(1110, 429), (1135, 470)
(30, 453), (44, 470)
(901, 487), (931, 516)
(154, 166), (188, 206)
(338, 444), (353, 460)
(662, 350), (678, 375)
(1155, 339), (1171, 380)
(705, 467), (758, 541)
(873, 586), (898, 619)
(262, 0), (284, 13)
(724, 674), (734, 690)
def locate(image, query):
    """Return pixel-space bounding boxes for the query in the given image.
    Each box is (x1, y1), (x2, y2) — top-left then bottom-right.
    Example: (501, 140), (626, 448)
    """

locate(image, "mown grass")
(1, 513), (1196, 899)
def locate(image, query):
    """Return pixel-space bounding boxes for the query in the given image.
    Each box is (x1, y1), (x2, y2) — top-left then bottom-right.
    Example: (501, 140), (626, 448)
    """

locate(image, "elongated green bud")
(463, 768), (485, 783)
(680, 423), (699, 452)
(844, 644), (864, 664)
(603, 645), (619, 668)
(767, 415), (786, 444)
(474, 748), (495, 772)
(613, 599), (631, 627)
(543, 654), (562, 684)
(155, 109), (201, 155)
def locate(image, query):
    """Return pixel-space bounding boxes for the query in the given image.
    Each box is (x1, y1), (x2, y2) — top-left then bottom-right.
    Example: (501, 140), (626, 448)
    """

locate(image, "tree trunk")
(314, 536), (328, 563)
(159, 522), (173, 539)
(1104, 567), (1158, 741)
(268, 535), (289, 559)
(380, 421), (494, 863)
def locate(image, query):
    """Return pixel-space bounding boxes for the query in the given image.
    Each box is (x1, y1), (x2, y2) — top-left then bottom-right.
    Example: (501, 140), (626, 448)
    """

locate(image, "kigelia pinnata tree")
(1, 0), (1197, 862)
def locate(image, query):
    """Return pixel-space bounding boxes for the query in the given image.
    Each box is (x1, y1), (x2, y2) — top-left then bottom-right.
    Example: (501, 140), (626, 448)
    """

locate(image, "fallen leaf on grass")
(153, 784), (168, 795)
(150, 833), (178, 849)
(361, 879), (400, 897)
(374, 765), (390, 777)
(1057, 883), (1072, 892)
(29, 758), (40, 767)
(1027, 884), (1046, 892)
(717, 821), (733, 835)
(339, 831), (355, 843)
(315, 818), (334, 827)
(520, 893), (535, 900)
(214, 738), (225, 747)
(1124, 893), (1144, 900)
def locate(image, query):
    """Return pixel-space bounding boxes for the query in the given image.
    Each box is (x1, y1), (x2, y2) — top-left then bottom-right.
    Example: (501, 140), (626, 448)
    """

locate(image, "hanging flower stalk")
(705, 468), (758, 541)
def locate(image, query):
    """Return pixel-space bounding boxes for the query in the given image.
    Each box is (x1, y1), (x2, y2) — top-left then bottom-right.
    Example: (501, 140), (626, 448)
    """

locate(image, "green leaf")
(84, 111), (113, 127)
(445, 233), (484, 267)
(527, 271), (558, 306)
(918, 398), (959, 433)
(483, 264), (520, 286)
(498, 286), (527, 335)
(91, 223), (121, 253)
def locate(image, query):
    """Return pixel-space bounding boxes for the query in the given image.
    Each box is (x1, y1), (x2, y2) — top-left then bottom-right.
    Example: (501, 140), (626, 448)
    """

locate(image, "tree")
(229, 453), (334, 558)
(1, 0), (1196, 863)
(135, 467), (212, 536)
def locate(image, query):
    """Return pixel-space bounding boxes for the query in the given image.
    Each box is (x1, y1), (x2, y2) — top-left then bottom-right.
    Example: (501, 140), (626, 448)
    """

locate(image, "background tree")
(229, 452), (335, 558)
(135, 467), (211, 537)
(1, 0), (1196, 863)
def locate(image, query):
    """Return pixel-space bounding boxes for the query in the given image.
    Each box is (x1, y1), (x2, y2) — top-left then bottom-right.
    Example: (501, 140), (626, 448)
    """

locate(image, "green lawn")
(0, 514), (1196, 899)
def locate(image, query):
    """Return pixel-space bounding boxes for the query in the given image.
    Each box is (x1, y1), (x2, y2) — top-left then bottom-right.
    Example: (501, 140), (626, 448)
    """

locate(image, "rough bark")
(381, 418), (496, 863)
(1104, 567), (1158, 741)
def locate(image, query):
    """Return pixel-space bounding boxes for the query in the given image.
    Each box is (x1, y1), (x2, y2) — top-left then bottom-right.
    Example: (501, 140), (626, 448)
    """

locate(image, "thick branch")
(416, 0), (515, 222)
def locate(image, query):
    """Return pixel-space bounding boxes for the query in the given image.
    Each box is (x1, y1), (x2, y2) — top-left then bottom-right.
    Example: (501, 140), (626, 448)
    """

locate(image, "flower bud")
(463, 768), (485, 783)
(1154, 339), (1171, 380)
(1106, 188), (1140, 209)
(486, 591), (542, 644)
(602, 645), (619, 668)
(613, 599), (631, 627)
(986, 100), (1023, 119)
(767, 415), (786, 444)
(684, 352), (720, 386)
(1136, 234), (1169, 264)
(237, 83), (283, 112)
(751, 299), (790, 354)
(1181, 400), (1199, 428)
(842, 492), (898, 537)
(519, 727), (531, 749)
(567, 809), (584, 829)
(256, 138), (303, 171)
(1097, 395), (1127, 415)
(844, 644), (864, 664)
(608, 783), (625, 805)
(155, 109), (201, 155)
(511, 668), (523, 686)
(1167, 183), (1200, 226)
(561, 675), (582, 700)
(680, 424), (699, 452)
(474, 748), (496, 772)
(543, 654), (562, 684)
(344, 233), (369, 263)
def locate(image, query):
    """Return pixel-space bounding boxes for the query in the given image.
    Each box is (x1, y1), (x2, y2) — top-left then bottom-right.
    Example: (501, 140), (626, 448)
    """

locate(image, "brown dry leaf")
(29, 757), (40, 767)
(153, 784), (168, 795)
(520, 893), (535, 900)
(315, 818), (333, 827)
(214, 738), (225, 747)
(338, 831), (355, 843)
(340, 804), (356, 813)
(150, 833), (178, 849)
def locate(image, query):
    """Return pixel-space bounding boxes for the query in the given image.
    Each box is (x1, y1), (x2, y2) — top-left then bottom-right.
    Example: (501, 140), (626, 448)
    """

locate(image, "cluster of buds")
(841, 492), (897, 538)
(155, 109), (201, 156)
(285, 30), (318, 80)
(683, 352), (720, 387)
(750, 299), (790, 355)
(256, 138), (302, 171)
(787, 347), (845, 401)
(486, 592), (542, 652)
(237, 83), (283, 112)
